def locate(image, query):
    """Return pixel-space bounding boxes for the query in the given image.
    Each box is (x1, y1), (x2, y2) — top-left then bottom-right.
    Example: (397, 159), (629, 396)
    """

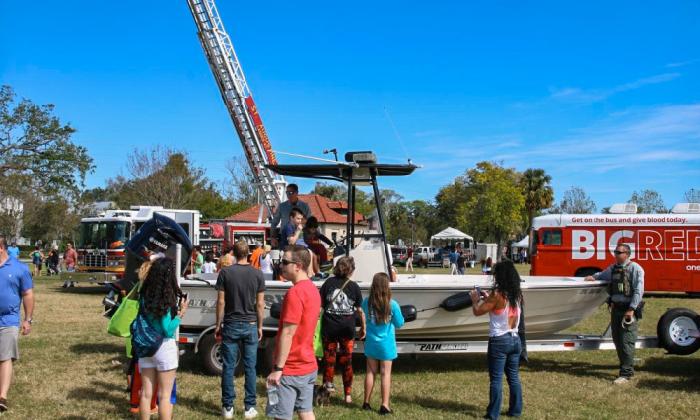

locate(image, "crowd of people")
(0, 185), (647, 419)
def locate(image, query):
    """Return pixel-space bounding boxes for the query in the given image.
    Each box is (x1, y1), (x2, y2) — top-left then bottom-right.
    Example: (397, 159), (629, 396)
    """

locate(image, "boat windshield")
(78, 221), (131, 250)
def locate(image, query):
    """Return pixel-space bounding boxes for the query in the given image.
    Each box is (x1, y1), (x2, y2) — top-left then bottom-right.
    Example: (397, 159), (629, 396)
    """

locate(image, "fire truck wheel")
(198, 333), (243, 376)
(657, 308), (700, 355)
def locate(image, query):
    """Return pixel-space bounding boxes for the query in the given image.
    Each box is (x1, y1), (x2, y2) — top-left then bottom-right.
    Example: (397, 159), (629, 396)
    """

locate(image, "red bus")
(530, 210), (700, 294)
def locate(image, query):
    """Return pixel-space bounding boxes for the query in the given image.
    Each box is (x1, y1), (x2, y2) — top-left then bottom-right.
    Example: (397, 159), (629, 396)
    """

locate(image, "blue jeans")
(221, 321), (259, 409)
(486, 333), (523, 419)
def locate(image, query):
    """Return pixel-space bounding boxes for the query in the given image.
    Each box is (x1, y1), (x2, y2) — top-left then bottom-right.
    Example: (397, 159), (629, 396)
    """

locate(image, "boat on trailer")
(180, 151), (608, 340)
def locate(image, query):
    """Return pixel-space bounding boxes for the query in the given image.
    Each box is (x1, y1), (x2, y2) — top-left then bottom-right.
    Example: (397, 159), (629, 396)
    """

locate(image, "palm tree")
(520, 168), (554, 231)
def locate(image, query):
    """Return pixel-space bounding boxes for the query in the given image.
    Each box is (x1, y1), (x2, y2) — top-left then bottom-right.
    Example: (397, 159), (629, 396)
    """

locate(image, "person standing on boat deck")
(216, 241), (265, 419)
(266, 245), (321, 420)
(470, 260), (523, 420)
(585, 244), (644, 385)
(270, 184), (311, 249)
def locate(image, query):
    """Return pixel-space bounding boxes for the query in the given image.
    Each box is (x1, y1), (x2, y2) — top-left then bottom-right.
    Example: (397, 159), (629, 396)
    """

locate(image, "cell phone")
(475, 286), (482, 296)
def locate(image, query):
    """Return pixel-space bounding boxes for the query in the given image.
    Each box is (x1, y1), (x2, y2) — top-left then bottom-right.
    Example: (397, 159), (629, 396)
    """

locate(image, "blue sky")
(2, 0), (699, 210)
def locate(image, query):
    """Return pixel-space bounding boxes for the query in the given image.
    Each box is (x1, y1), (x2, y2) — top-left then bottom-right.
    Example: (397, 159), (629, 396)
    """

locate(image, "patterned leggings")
(322, 336), (355, 396)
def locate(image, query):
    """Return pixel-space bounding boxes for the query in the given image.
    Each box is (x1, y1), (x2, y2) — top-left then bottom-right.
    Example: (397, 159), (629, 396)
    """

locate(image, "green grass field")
(4, 271), (700, 419)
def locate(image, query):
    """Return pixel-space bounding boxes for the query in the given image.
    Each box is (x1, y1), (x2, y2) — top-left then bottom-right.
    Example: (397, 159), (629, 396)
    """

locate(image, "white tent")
(430, 227), (473, 243)
(513, 236), (529, 248)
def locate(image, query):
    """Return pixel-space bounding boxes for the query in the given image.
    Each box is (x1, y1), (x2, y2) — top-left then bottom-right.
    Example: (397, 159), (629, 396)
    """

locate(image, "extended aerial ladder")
(186, 0), (285, 222)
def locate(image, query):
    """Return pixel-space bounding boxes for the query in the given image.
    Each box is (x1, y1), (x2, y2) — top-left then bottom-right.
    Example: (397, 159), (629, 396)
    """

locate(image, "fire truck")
(530, 203), (700, 294)
(62, 206), (200, 284)
(198, 219), (268, 256)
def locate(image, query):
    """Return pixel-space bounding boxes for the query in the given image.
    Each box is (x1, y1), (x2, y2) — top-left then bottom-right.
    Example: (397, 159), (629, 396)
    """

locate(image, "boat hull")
(180, 274), (608, 340)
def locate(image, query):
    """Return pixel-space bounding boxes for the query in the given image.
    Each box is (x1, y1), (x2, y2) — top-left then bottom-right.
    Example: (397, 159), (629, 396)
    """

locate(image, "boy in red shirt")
(266, 245), (320, 420)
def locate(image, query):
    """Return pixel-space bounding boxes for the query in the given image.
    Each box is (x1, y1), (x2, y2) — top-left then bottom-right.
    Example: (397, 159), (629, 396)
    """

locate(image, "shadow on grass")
(56, 285), (108, 295)
(176, 394), (221, 415)
(523, 359), (619, 380)
(393, 394), (482, 417)
(636, 356), (700, 391)
(69, 342), (124, 355)
(66, 379), (125, 412)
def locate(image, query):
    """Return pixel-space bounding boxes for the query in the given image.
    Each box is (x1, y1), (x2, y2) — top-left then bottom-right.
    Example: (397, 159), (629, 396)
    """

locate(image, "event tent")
(513, 235), (529, 248)
(430, 227), (473, 244)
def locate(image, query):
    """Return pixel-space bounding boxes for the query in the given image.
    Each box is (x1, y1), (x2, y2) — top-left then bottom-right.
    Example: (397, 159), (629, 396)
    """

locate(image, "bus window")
(542, 229), (562, 246)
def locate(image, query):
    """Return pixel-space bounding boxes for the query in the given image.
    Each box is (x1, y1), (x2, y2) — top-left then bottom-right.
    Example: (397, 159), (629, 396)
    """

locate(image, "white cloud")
(549, 72), (680, 103)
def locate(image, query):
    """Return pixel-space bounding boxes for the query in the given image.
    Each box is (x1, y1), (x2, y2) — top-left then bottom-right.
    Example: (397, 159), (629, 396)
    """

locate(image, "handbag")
(130, 305), (166, 359)
(314, 279), (353, 358)
(107, 282), (142, 337)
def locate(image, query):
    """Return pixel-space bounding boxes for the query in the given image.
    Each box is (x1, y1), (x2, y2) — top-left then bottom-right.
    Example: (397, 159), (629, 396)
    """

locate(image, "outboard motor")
(103, 213), (193, 317)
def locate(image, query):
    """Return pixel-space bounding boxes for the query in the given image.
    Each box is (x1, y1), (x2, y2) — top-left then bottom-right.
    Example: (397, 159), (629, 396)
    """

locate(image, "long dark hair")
(140, 257), (181, 318)
(492, 259), (522, 308)
(368, 272), (392, 324)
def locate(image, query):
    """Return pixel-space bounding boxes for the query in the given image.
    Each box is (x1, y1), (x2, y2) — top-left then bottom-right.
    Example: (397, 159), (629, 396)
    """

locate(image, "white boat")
(180, 153), (608, 341)
(180, 273), (608, 340)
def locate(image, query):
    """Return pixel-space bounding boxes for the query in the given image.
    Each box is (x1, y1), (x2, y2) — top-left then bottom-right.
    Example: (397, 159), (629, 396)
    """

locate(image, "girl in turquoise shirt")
(361, 272), (404, 415)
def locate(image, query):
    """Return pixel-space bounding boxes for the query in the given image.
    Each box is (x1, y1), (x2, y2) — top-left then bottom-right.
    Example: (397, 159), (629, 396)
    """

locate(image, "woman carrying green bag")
(318, 256), (365, 404)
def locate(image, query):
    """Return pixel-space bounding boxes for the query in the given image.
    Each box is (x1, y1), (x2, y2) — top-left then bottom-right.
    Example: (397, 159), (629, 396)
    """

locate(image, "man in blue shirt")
(6, 242), (19, 260)
(0, 236), (34, 413)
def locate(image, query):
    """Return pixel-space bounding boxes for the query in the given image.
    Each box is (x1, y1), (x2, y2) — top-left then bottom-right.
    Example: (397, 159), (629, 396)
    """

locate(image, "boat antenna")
(383, 106), (411, 163)
(323, 148), (339, 161)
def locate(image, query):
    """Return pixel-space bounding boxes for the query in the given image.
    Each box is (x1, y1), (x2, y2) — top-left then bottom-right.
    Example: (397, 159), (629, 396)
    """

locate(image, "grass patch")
(3, 273), (699, 419)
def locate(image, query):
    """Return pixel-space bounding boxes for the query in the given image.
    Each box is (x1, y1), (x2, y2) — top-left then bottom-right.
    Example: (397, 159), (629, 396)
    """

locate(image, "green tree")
(456, 162), (524, 260)
(435, 176), (474, 229)
(0, 85), (93, 198)
(21, 195), (81, 244)
(108, 147), (236, 219)
(628, 189), (666, 213)
(312, 182), (347, 201)
(520, 168), (554, 231)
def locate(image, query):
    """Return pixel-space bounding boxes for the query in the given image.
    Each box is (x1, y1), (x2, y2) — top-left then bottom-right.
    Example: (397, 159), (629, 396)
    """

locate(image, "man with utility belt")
(585, 244), (645, 385)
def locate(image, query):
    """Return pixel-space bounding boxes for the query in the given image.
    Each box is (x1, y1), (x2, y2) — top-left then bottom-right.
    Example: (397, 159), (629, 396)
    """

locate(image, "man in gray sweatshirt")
(586, 244), (644, 384)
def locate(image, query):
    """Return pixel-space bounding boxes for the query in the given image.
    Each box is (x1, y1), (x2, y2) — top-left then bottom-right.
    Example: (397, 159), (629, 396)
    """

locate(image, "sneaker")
(613, 376), (630, 385)
(244, 407), (259, 418)
(222, 406), (234, 419)
(0, 398), (8, 412)
(379, 405), (393, 415)
(362, 402), (372, 411)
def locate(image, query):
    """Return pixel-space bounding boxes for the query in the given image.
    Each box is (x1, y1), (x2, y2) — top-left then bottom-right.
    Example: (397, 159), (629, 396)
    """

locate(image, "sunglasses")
(285, 191), (296, 196)
(280, 258), (298, 266)
(613, 250), (628, 255)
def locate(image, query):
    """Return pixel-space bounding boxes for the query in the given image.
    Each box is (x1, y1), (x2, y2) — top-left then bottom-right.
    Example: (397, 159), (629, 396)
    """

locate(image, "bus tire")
(198, 333), (242, 376)
(656, 308), (700, 355)
(575, 268), (600, 277)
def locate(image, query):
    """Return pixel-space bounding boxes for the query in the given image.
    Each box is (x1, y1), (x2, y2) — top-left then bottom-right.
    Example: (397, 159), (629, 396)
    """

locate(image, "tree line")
(1, 85), (698, 249)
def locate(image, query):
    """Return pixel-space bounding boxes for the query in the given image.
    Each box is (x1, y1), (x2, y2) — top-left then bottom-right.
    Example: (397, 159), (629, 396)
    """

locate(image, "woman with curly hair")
(137, 257), (188, 420)
(361, 272), (404, 415)
(470, 259), (523, 420)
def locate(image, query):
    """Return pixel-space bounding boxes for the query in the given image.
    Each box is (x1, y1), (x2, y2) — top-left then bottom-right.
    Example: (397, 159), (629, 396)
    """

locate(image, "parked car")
(414, 247), (436, 266)
(391, 245), (408, 266)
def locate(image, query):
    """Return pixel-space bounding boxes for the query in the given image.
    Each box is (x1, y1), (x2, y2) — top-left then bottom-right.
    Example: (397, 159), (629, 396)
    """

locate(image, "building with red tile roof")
(227, 194), (368, 243)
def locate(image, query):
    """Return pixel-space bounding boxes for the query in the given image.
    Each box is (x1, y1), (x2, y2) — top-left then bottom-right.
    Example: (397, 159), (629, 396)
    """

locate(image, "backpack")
(130, 305), (166, 359)
(32, 251), (42, 264)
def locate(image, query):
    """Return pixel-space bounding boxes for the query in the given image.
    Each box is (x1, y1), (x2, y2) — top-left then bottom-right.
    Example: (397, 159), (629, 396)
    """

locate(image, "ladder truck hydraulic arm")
(186, 0), (285, 222)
